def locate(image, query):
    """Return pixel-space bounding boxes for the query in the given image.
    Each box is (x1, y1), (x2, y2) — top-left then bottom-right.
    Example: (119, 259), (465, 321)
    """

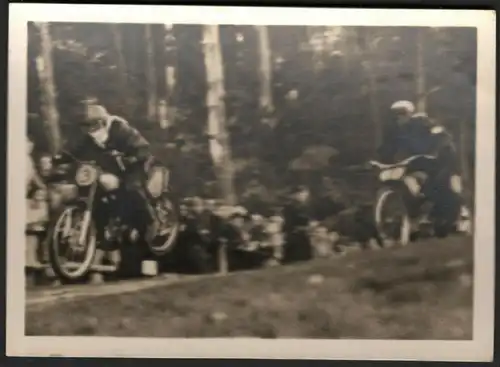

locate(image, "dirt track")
(26, 274), (195, 309)
(26, 271), (250, 310)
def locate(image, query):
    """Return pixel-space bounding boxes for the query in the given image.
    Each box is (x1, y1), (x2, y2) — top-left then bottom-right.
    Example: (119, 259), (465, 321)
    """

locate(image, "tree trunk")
(111, 24), (129, 111)
(416, 28), (427, 112)
(145, 24), (157, 122)
(365, 60), (381, 151)
(201, 25), (237, 206)
(255, 25), (274, 115)
(357, 30), (381, 152)
(34, 22), (61, 155)
(161, 24), (177, 129)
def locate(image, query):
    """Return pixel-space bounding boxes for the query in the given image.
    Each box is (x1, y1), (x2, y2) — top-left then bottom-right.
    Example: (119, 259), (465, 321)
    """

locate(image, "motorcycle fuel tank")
(99, 173), (120, 191)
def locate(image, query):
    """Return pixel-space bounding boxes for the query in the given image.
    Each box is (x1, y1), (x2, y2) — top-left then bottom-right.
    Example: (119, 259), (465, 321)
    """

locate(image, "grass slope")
(26, 236), (473, 339)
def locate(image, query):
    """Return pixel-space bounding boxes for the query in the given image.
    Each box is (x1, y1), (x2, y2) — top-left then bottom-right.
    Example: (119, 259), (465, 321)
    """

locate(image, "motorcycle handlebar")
(54, 149), (127, 171)
(369, 155), (436, 170)
(54, 150), (95, 165)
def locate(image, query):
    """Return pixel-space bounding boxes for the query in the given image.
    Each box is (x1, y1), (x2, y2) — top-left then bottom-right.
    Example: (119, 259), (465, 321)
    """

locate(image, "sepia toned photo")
(7, 4), (496, 361)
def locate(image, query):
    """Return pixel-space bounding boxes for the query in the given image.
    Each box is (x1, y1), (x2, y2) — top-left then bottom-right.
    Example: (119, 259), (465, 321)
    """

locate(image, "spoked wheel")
(374, 187), (411, 246)
(48, 205), (97, 281)
(147, 193), (180, 256)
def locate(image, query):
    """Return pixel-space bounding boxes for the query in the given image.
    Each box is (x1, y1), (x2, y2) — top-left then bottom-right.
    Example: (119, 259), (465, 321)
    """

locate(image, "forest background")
(27, 23), (477, 213)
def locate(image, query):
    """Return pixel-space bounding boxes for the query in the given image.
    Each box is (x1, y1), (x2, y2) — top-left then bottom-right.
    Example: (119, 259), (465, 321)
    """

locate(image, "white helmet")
(390, 100), (415, 114)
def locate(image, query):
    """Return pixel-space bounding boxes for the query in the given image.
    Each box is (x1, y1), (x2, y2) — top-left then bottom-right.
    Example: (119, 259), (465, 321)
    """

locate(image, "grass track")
(26, 236), (473, 339)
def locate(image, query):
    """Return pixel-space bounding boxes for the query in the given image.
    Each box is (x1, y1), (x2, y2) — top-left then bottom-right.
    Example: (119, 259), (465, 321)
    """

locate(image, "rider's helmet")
(79, 103), (112, 145)
(80, 103), (108, 130)
(390, 100), (415, 125)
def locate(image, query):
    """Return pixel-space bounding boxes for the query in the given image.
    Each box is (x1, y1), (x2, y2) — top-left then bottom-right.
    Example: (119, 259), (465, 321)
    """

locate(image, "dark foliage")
(27, 23), (476, 207)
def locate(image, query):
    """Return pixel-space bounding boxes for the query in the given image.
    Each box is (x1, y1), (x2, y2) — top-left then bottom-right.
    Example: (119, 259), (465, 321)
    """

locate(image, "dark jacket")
(66, 116), (151, 173)
(377, 113), (459, 172)
(283, 200), (314, 233)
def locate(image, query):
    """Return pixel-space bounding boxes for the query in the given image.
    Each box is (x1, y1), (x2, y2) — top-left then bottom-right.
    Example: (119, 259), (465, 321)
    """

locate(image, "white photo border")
(7, 3), (496, 361)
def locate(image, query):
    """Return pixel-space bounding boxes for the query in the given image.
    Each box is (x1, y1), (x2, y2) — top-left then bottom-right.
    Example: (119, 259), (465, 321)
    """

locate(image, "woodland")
(27, 23), (477, 211)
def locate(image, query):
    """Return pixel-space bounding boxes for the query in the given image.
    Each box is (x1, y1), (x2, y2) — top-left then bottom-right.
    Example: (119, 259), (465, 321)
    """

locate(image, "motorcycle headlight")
(75, 164), (98, 186)
(379, 167), (405, 181)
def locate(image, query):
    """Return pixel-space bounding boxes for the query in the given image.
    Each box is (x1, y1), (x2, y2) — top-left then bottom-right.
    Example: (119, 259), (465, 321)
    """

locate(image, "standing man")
(282, 185), (315, 262)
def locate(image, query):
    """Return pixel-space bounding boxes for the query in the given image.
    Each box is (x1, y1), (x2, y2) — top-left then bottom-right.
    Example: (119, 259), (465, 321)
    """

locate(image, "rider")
(59, 102), (159, 245)
(377, 100), (465, 234)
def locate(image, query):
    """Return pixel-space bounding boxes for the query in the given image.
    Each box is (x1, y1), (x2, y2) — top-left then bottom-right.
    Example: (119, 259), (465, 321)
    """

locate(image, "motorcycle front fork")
(78, 209), (93, 245)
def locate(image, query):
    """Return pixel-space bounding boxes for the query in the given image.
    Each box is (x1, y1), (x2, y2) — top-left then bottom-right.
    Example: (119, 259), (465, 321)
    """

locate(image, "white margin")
(7, 4), (496, 361)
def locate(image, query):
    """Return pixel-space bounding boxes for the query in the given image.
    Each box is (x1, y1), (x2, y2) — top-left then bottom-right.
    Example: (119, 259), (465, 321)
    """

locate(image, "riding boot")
(402, 191), (422, 239)
(132, 188), (159, 244)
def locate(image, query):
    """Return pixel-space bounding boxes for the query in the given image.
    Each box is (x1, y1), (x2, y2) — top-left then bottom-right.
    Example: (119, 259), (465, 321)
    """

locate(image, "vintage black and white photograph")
(7, 4), (495, 361)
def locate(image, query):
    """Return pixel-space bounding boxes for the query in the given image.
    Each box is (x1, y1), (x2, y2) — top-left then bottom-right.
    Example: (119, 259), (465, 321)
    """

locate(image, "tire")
(374, 187), (411, 246)
(48, 205), (97, 281)
(147, 193), (180, 256)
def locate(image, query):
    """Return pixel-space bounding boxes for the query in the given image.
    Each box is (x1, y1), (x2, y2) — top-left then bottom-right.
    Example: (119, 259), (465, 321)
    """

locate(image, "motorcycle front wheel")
(48, 205), (97, 281)
(374, 187), (411, 246)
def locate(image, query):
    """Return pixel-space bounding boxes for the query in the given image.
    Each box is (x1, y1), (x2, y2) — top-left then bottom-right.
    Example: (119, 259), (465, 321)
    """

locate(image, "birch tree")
(111, 23), (130, 112)
(201, 25), (237, 206)
(160, 24), (177, 129)
(201, 25), (238, 274)
(255, 25), (274, 115)
(416, 28), (427, 112)
(356, 29), (382, 151)
(34, 22), (62, 155)
(111, 25), (129, 102)
(145, 24), (158, 122)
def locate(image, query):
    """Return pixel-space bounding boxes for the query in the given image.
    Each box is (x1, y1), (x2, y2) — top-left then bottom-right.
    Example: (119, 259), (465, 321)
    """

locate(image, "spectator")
(310, 224), (334, 258)
(178, 197), (226, 273)
(220, 208), (249, 249)
(249, 214), (267, 244)
(38, 154), (53, 180)
(26, 136), (48, 268)
(264, 214), (285, 264)
(282, 185), (315, 263)
(26, 136), (46, 196)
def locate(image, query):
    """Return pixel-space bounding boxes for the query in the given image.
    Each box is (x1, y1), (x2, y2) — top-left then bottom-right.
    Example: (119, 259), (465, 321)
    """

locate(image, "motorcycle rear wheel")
(147, 193), (180, 257)
(48, 205), (97, 281)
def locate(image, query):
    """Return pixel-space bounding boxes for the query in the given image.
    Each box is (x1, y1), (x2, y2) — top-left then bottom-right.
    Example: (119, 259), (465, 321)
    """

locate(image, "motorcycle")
(369, 154), (440, 246)
(47, 150), (180, 281)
